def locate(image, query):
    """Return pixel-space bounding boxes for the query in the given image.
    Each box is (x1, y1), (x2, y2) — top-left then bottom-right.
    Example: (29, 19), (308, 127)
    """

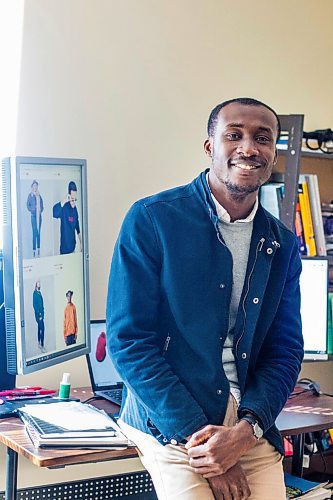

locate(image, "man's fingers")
(187, 443), (208, 457)
(202, 471), (221, 478)
(185, 428), (212, 449)
(242, 480), (251, 499)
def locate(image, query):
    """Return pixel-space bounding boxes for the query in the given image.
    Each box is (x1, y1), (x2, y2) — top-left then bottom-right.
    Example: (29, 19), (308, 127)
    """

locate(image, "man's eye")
(226, 133), (240, 140)
(256, 136), (271, 144)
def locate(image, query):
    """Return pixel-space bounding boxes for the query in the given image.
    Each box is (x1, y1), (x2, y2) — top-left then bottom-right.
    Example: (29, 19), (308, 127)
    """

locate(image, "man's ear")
(273, 148), (278, 165)
(204, 138), (213, 157)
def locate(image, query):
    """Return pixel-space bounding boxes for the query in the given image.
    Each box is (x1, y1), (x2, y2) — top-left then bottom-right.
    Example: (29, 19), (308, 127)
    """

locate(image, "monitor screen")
(301, 257), (328, 361)
(2, 156), (90, 374)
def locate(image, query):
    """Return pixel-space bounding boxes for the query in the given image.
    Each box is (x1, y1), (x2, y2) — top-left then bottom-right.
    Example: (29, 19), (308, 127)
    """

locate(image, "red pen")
(9, 390), (56, 397)
(0, 387), (43, 396)
(16, 386), (43, 391)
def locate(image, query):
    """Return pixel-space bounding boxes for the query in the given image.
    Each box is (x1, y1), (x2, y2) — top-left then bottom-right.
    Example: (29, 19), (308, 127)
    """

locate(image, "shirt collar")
(206, 172), (258, 223)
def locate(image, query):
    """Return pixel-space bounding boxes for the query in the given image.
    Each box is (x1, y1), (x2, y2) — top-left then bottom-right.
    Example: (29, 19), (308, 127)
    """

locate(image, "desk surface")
(0, 387), (137, 468)
(1, 388), (333, 469)
(277, 391), (333, 435)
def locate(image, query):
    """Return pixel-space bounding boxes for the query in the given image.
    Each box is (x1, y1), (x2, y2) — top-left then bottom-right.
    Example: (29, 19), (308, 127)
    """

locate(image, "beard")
(223, 178), (261, 197)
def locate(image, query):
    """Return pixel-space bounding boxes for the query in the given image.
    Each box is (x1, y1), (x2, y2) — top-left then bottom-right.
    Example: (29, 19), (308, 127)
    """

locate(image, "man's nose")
(236, 139), (259, 156)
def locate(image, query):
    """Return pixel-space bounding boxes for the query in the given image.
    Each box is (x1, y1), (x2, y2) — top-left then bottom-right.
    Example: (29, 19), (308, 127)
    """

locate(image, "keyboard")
(102, 388), (123, 405)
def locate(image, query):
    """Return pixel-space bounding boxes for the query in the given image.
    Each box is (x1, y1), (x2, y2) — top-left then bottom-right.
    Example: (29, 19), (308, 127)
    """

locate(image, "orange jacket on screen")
(64, 303), (78, 338)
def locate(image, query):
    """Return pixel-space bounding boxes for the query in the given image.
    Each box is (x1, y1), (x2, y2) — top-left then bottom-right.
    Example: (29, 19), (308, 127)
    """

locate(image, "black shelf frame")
(277, 114), (304, 230)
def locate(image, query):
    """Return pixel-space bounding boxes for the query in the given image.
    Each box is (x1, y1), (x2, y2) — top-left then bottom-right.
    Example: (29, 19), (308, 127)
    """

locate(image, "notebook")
(87, 320), (123, 406)
(18, 401), (130, 448)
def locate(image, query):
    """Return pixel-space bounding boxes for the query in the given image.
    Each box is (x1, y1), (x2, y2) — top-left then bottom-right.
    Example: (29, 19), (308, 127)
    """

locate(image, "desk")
(277, 391), (333, 476)
(0, 388), (137, 500)
(1, 389), (333, 500)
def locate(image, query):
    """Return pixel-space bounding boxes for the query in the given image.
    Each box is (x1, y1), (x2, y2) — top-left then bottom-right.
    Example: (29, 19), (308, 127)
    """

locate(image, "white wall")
(1, 0), (333, 491)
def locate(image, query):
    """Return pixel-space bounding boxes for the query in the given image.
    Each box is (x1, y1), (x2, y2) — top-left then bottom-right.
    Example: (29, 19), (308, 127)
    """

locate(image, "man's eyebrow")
(225, 122), (273, 135)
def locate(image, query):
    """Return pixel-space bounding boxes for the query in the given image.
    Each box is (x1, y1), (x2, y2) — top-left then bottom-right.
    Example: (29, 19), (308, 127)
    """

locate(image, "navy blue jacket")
(107, 170), (303, 455)
(53, 201), (80, 255)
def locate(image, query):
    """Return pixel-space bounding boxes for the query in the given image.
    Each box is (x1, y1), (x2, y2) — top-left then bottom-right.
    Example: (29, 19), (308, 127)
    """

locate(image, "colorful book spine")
(298, 182), (317, 256)
(295, 201), (307, 255)
(303, 174), (327, 256)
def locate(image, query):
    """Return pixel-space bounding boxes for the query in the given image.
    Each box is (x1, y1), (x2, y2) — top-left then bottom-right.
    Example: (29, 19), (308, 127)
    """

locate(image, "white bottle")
(59, 372), (71, 399)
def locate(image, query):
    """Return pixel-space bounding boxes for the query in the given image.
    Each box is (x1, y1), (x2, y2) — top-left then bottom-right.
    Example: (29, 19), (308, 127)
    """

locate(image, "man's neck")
(208, 174), (258, 222)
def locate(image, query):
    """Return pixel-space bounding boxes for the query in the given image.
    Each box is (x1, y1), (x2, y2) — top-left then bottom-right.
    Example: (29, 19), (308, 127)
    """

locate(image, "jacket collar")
(194, 169), (274, 244)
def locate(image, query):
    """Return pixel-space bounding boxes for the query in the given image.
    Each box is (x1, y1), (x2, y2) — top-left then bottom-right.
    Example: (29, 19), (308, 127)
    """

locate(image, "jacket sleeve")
(238, 242), (304, 432)
(106, 202), (208, 441)
(27, 194), (33, 213)
(53, 202), (62, 219)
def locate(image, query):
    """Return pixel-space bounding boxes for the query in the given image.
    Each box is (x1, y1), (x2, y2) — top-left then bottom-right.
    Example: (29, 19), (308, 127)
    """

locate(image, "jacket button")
(219, 283), (225, 289)
(217, 389), (223, 395)
(170, 439), (178, 445)
(253, 297), (259, 304)
(267, 248), (273, 255)
(163, 438), (168, 443)
(242, 352), (247, 359)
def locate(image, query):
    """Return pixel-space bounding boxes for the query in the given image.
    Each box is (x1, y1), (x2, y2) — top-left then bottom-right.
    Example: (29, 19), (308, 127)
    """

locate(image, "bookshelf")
(275, 114), (333, 291)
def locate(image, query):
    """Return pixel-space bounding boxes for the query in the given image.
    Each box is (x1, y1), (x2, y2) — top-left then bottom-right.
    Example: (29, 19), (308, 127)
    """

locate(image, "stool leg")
(6, 447), (18, 500)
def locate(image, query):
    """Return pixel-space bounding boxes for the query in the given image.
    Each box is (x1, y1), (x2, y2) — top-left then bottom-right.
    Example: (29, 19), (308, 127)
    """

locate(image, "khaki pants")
(119, 395), (285, 499)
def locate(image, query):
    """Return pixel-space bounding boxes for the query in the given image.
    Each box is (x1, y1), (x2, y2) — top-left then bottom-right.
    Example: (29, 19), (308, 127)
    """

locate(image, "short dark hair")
(66, 290), (73, 297)
(68, 181), (77, 194)
(207, 97), (281, 142)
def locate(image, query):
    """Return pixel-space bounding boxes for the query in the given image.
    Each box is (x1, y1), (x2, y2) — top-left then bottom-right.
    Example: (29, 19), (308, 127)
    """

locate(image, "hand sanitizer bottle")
(59, 372), (71, 399)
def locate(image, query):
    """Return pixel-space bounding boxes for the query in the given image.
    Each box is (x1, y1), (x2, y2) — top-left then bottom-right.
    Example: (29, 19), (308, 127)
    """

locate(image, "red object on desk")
(0, 388), (56, 397)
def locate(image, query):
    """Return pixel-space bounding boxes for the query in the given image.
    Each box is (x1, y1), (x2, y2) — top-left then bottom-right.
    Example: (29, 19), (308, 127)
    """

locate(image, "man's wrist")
(239, 414), (263, 440)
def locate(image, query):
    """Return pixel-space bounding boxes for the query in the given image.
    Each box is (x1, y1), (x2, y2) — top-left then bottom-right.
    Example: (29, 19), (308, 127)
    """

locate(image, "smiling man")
(107, 98), (303, 499)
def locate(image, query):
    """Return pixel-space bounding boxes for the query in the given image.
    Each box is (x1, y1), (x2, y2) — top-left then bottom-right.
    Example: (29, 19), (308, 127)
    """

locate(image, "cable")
(82, 395), (103, 404)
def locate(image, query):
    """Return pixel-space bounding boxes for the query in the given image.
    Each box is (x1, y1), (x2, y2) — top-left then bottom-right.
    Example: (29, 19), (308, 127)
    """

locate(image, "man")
(63, 290), (78, 346)
(107, 98), (303, 499)
(53, 181), (82, 254)
(33, 281), (45, 352)
(27, 179), (44, 257)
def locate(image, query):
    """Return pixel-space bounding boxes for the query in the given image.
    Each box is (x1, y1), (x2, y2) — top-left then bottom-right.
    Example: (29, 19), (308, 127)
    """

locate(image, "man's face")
(69, 190), (77, 207)
(36, 281), (40, 290)
(66, 293), (72, 303)
(32, 183), (38, 193)
(204, 103), (278, 196)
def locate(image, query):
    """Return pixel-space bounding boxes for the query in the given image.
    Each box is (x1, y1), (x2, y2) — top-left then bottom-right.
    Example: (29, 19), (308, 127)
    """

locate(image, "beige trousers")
(119, 395), (285, 499)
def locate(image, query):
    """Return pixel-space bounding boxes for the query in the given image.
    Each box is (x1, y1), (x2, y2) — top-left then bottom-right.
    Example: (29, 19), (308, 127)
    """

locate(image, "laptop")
(86, 320), (123, 406)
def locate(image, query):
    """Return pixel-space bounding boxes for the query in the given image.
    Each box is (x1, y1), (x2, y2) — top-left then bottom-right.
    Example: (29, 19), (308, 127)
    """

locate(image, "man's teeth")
(235, 163), (258, 170)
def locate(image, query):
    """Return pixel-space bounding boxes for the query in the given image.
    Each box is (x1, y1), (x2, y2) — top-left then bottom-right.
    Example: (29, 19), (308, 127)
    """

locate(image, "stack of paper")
(19, 401), (132, 449)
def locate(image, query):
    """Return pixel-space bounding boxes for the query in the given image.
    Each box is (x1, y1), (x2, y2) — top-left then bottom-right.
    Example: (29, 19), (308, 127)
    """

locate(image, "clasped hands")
(185, 422), (256, 499)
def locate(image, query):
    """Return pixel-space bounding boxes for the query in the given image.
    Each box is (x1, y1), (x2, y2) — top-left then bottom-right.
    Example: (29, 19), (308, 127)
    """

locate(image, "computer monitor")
(2, 156), (90, 374)
(0, 251), (16, 388)
(301, 257), (329, 361)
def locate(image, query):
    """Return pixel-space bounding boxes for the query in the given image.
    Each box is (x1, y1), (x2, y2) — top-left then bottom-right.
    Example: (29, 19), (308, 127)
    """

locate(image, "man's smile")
(229, 161), (263, 171)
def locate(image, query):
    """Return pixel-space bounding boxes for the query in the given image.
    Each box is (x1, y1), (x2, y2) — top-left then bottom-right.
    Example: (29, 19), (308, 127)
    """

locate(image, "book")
(19, 401), (132, 449)
(301, 174), (326, 256)
(298, 182), (317, 256)
(300, 488), (331, 499)
(260, 183), (284, 219)
(284, 472), (329, 499)
(295, 201), (307, 255)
